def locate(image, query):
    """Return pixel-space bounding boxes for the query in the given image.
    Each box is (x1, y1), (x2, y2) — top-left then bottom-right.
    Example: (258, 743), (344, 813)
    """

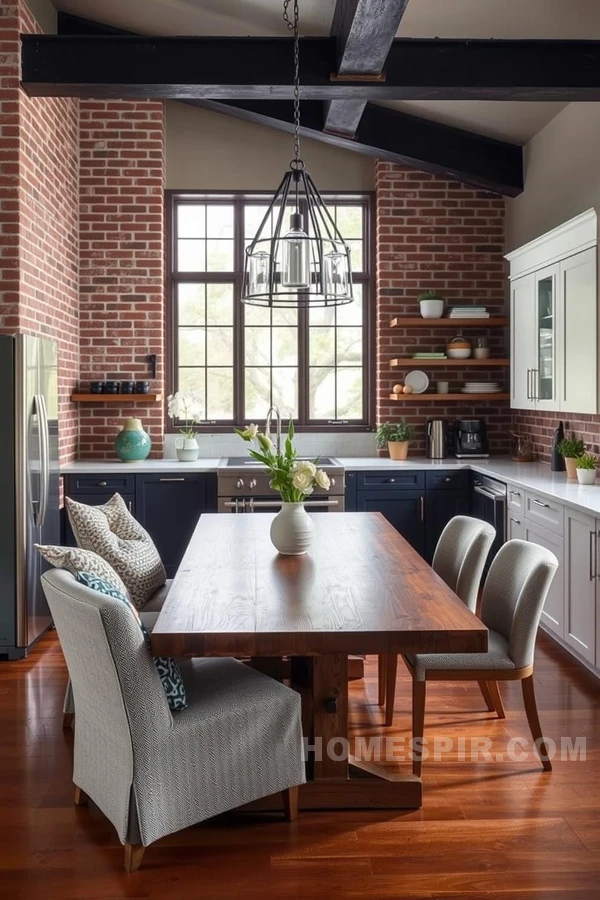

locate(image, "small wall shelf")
(388, 393), (509, 402)
(390, 317), (509, 328)
(390, 358), (510, 368)
(71, 393), (163, 403)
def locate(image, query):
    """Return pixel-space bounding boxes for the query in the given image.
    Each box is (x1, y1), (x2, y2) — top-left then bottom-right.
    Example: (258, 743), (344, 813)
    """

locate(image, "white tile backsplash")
(164, 431), (377, 459)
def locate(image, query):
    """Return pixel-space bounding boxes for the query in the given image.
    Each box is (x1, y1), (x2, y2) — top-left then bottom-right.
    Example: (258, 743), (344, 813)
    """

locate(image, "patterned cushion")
(77, 572), (187, 712)
(66, 494), (166, 609)
(35, 544), (130, 600)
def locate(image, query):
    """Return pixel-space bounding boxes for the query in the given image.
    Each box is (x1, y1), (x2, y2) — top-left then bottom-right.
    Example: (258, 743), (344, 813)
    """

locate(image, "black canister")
(90, 380), (104, 394)
(135, 381), (150, 394)
(551, 421), (565, 471)
(120, 380), (136, 394)
(104, 381), (120, 394)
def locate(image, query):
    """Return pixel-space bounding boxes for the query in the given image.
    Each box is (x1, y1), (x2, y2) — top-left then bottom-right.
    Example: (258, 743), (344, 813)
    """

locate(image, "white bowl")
(447, 348), (472, 359)
(420, 299), (444, 319)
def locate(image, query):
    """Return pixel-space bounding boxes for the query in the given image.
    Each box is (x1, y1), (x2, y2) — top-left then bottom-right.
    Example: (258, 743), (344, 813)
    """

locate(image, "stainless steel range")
(217, 457), (346, 513)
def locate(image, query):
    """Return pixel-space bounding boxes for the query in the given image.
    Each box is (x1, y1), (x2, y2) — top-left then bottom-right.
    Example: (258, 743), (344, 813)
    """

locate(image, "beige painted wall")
(506, 103), (600, 250)
(25, 0), (56, 32)
(166, 101), (375, 192)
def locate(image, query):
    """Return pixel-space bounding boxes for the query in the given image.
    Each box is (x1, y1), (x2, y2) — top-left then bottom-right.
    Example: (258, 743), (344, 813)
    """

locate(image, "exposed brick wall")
(78, 100), (165, 458)
(375, 161), (511, 455)
(512, 410), (600, 464)
(0, 0), (79, 464)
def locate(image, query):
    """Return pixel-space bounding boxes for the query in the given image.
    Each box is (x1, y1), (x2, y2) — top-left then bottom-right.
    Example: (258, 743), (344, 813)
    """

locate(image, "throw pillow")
(66, 494), (166, 609)
(35, 544), (130, 599)
(77, 571), (187, 712)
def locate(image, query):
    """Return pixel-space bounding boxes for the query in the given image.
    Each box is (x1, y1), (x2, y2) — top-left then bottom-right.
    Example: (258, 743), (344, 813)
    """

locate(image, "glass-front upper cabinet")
(534, 265), (558, 408)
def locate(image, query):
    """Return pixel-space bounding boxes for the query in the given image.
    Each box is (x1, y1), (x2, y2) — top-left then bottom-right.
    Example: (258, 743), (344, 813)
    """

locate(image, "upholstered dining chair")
(42, 569), (306, 872)
(379, 515), (496, 726)
(406, 539), (558, 776)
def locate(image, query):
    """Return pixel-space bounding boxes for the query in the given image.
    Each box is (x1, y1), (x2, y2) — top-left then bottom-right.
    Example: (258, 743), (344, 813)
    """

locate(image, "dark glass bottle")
(551, 421), (565, 471)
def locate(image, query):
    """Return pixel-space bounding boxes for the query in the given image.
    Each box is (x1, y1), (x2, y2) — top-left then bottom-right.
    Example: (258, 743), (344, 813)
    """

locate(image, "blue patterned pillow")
(77, 572), (187, 712)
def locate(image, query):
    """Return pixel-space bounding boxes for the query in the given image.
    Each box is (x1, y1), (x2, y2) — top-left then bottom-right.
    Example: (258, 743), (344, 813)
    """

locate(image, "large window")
(168, 192), (372, 429)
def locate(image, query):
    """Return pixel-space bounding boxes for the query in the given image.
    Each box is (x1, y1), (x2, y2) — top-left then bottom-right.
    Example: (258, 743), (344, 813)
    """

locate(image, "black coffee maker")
(453, 419), (489, 458)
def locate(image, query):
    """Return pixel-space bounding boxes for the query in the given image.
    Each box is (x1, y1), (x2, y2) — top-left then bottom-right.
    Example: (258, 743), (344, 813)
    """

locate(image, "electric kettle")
(426, 419), (448, 459)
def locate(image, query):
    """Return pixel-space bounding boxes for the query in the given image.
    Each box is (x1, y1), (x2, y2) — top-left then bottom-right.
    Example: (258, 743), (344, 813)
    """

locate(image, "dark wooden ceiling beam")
(194, 99), (523, 197)
(325, 0), (410, 138)
(21, 34), (600, 101)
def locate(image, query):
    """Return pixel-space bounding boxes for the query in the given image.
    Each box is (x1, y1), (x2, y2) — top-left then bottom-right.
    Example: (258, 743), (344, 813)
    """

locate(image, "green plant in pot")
(557, 437), (585, 480)
(376, 420), (416, 461)
(575, 453), (597, 485)
(418, 289), (444, 319)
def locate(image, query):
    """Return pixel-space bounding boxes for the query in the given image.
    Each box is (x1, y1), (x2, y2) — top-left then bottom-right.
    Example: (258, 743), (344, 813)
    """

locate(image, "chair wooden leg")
(377, 654), (387, 706)
(486, 680), (506, 719)
(282, 786), (299, 822)
(478, 680), (496, 712)
(384, 654), (398, 727)
(73, 785), (88, 806)
(412, 678), (427, 777)
(63, 712), (74, 729)
(521, 674), (552, 771)
(124, 843), (145, 873)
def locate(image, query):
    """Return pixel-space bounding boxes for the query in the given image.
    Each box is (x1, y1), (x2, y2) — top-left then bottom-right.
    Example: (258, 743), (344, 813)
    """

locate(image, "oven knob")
(236, 478), (244, 489)
(330, 477), (336, 487)
(249, 479), (257, 489)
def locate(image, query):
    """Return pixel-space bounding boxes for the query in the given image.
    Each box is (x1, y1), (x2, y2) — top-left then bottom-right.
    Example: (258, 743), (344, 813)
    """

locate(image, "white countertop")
(61, 459), (222, 474)
(61, 456), (600, 518)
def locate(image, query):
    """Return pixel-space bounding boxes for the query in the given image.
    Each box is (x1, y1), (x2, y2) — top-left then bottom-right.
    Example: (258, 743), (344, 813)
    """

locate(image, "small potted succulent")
(575, 453), (597, 485)
(376, 420), (416, 461)
(557, 437), (585, 479)
(418, 289), (445, 319)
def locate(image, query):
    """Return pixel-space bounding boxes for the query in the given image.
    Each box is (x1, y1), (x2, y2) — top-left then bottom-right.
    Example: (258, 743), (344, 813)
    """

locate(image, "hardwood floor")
(1, 631), (599, 898)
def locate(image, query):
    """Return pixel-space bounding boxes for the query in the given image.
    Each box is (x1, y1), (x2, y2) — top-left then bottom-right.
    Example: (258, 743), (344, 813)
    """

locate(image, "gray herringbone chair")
(408, 539), (558, 776)
(42, 569), (306, 872)
(379, 515), (496, 725)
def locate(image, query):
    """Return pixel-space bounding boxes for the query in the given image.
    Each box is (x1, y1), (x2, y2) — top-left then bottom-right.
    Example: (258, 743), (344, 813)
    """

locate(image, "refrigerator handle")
(35, 394), (50, 528)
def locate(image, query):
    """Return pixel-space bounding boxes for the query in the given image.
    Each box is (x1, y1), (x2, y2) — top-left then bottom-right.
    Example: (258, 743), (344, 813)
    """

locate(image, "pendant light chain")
(283, 0), (302, 170)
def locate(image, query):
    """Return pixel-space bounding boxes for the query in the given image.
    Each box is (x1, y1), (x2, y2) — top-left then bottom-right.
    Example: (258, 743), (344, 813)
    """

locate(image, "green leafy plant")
(575, 453), (597, 470)
(418, 289), (443, 301)
(557, 437), (585, 458)
(234, 420), (330, 502)
(376, 420), (415, 448)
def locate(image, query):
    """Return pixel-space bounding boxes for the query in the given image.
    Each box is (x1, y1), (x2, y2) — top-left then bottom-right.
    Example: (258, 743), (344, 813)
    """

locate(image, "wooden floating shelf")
(388, 393), (509, 402)
(71, 393), (163, 403)
(391, 358), (510, 368)
(390, 317), (509, 328)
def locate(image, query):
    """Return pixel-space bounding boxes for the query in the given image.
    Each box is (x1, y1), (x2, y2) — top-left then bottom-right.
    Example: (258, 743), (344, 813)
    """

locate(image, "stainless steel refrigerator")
(0, 335), (59, 659)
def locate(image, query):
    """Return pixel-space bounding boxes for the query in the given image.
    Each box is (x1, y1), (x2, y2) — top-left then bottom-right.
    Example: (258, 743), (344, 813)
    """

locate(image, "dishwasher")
(471, 474), (507, 568)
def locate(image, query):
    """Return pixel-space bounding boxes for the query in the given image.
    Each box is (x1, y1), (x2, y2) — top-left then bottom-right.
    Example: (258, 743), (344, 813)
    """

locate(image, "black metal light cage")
(241, 165), (354, 309)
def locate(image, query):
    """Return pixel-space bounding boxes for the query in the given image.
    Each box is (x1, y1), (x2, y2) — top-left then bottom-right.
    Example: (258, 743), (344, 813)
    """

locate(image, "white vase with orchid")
(167, 391), (202, 461)
(235, 419), (330, 554)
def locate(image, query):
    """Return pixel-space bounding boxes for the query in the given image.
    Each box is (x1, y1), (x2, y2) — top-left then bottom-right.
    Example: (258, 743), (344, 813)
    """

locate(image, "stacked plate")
(461, 382), (502, 394)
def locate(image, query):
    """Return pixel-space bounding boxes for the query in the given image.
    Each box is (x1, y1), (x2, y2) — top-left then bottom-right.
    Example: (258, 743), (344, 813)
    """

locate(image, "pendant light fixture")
(241, 0), (353, 309)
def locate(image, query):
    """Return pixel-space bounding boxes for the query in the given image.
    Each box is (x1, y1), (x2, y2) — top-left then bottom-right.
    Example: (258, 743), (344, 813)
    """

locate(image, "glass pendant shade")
(242, 168), (353, 309)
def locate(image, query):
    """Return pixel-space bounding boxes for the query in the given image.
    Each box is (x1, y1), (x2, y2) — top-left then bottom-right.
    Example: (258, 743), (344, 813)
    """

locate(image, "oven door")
(471, 478), (506, 565)
(219, 496), (344, 513)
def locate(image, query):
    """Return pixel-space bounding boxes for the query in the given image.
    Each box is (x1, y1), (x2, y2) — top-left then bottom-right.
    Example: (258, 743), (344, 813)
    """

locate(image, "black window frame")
(166, 189), (375, 433)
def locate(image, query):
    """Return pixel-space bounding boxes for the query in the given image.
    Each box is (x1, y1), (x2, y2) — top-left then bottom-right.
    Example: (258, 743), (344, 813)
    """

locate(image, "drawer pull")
(159, 477), (186, 482)
(532, 499), (550, 508)
(509, 490), (521, 497)
(444, 477), (452, 482)
(510, 517), (521, 525)
(97, 481), (107, 487)
(385, 478), (396, 483)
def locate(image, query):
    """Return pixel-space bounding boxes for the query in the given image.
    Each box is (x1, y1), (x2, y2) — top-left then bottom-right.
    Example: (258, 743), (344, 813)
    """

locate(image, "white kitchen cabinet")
(507, 510), (524, 541)
(506, 209), (598, 415)
(523, 519), (564, 638)
(563, 508), (597, 666)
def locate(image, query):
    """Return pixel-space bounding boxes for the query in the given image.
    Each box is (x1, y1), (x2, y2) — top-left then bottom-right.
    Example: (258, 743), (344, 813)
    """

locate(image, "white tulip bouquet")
(235, 419), (330, 503)
(167, 391), (202, 439)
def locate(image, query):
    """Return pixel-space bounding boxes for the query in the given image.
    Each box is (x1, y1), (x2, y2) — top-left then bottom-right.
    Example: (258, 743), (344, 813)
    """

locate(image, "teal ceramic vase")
(114, 417), (151, 462)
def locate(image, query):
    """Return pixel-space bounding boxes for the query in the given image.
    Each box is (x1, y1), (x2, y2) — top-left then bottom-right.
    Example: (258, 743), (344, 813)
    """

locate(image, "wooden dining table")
(152, 511), (488, 810)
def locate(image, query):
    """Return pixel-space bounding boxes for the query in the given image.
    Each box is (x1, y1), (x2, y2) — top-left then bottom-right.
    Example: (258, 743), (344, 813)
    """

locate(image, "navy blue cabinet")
(346, 469), (469, 562)
(63, 472), (218, 578)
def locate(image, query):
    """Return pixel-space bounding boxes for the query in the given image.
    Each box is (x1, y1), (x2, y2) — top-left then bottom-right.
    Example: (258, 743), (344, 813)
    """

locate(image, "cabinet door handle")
(159, 477), (186, 482)
(532, 498), (549, 508)
(510, 517), (521, 525)
(420, 495), (424, 522)
(590, 531), (597, 581)
(444, 477), (452, 483)
(385, 478), (396, 483)
(97, 481), (107, 487)
(128, 501), (133, 513)
(526, 368), (531, 400)
(533, 368), (539, 401)
(509, 490), (521, 497)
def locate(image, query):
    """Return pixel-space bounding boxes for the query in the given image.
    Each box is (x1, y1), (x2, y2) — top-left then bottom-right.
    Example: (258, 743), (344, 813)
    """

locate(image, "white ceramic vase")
(176, 437), (199, 462)
(576, 468), (596, 485)
(270, 502), (314, 555)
